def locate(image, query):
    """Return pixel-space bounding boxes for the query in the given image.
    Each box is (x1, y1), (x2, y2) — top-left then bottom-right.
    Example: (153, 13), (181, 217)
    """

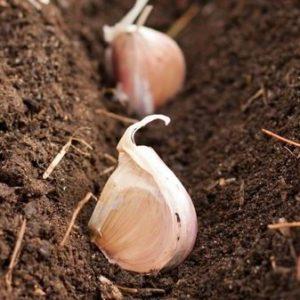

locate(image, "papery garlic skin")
(104, 0), (186, 116)
(89, 115), (197, 273)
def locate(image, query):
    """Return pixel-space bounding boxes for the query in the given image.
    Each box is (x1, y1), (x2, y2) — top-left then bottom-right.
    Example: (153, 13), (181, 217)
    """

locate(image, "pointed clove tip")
(162, 115), (171, 126)
(153, 114), (171, 126)
(142, 114), (171, 127)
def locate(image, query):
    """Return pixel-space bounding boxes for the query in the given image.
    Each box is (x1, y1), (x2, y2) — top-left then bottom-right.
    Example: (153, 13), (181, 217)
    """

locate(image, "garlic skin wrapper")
(88, 115), (197, 273)
(104, 0), (186, 116)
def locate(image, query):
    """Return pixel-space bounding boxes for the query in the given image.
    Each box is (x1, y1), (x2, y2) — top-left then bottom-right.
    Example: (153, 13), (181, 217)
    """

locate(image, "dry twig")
(100, 154), (117, 177)
(284, 146), (297, 158)
(99, 275), (165, 298)
(117, 285), (165, 296)
(60, 192), (97, 247)
(268, 222), (300, 230)
(96, 109), (138, 124)
(43, 139), (72, 179)
(103, 153), (117, 164)
(262, 129), (300, 148)
(4, 218), (27, 292)
(27, 0), (49, 10)
(70, 145), (90, 157)
(241, 87), (265, 112)
(100, 166), (115, 177)
(72, 138), (93, 150)
(167, 3), (200, 38)
(43, 137), (92, 179)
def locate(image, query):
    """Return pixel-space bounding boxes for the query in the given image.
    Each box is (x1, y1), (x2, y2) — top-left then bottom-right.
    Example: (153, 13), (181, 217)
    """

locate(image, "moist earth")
(0, 0), (300, 299)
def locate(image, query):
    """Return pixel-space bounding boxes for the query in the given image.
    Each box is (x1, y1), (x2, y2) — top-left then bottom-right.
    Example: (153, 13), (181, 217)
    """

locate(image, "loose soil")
(1, 0), (300, 299)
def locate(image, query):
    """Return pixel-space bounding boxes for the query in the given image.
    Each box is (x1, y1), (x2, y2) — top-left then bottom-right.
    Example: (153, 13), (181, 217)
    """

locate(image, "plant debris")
(4, 218), (27, 292)
(167, 3), (201, 38)
(99, 276), (123, 300)
(262, 129), (300, 148)
(43, 136), (92, 179)
(268, 222), (300, 230)
(96, 109), (138, 124)
(27, 0), (49, 10)
(60, 192), (97, 247)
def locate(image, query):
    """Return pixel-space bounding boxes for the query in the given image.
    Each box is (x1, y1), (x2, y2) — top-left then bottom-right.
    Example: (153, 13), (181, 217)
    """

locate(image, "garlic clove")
(104, 0), (186, 116)
(89, 115), (197, 273)
(110, 27), (186, 116)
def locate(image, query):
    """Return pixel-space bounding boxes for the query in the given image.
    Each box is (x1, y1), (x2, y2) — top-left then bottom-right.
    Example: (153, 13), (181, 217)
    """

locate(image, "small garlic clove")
(104, 0), (186, 116)
(89, 115), (197, 273)
(110, 27), (186, 116)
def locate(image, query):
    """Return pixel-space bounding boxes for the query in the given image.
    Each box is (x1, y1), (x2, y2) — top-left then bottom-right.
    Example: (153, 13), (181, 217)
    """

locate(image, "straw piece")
(5, 218), (27, 292)
(167, 3), (200, 38)
(96, 109), (138, 124)
(60, 193), (96, 247)
(262, 129), (300, 148)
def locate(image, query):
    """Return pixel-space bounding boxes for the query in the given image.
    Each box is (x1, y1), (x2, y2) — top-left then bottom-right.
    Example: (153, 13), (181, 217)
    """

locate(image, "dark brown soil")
(1, 0), (300, 299)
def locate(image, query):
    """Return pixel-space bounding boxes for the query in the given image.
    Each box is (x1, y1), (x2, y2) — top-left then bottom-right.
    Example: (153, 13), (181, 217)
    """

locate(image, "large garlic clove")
(104, 0), (186, 116)
(89, 115), (197, 273)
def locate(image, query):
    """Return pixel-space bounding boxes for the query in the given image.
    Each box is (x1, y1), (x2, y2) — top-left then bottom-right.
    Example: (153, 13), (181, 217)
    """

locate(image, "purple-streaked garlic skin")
(88, 115), (197, 273)
(106, 25), (186, 116)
